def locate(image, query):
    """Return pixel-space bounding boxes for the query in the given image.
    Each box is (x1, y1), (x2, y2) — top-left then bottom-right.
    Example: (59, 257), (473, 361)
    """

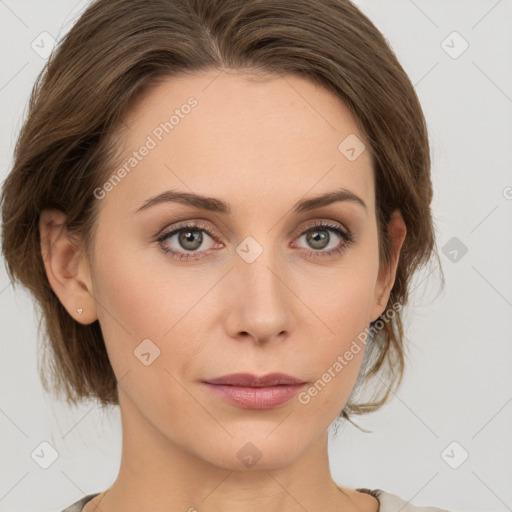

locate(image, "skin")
(39, 69), (406, 512)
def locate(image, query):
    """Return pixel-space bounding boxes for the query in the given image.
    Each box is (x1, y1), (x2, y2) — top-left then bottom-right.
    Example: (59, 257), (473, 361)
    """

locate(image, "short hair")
(0, 0), (444, 429)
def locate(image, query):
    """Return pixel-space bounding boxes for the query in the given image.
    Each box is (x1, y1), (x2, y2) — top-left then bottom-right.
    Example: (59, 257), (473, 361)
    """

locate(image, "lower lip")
(202, 382), (306, 409)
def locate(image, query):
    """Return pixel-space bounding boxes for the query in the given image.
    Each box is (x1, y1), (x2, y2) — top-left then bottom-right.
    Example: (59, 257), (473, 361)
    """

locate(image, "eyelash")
(155, 220), (355, 261)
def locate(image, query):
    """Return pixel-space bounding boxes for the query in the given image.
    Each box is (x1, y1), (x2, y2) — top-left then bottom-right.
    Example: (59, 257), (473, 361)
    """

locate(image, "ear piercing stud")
(77, 307), (83, 315)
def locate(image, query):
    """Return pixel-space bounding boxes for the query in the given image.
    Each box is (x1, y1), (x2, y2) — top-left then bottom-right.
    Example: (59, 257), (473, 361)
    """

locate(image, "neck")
(84, 387), (366, 512)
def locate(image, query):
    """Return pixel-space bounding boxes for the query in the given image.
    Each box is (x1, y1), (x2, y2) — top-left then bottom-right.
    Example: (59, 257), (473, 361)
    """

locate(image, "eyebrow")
(133, 188), (367, 215)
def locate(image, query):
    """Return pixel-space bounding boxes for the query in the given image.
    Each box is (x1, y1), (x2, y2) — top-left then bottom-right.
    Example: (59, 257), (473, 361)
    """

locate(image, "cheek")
(89, 237), (166, 369)
(296, 265), (378, 404)
(90, 236), (214, 376)
(301, 258), (378, 342)
(92, 230), (169, 334)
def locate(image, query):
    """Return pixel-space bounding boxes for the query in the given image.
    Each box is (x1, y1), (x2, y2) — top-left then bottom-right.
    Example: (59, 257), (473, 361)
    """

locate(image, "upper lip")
(203, 372), (306, 387)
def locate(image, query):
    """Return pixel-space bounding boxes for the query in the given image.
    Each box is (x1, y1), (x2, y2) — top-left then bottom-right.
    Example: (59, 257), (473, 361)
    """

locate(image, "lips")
(203, 372), (306, 387)
(201, 373), (307, 409)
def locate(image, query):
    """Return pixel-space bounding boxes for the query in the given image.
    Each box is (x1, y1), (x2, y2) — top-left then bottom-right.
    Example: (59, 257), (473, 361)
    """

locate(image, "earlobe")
(371, 210), (407, 321)
(39, 209), (98, 324)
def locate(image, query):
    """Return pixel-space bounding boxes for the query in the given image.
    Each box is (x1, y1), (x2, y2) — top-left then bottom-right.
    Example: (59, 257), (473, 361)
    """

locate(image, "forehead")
(103, 70), (375, 218)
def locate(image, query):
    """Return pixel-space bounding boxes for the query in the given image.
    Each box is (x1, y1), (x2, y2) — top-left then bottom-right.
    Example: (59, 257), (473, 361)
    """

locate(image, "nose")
(224, 245), (295, 344)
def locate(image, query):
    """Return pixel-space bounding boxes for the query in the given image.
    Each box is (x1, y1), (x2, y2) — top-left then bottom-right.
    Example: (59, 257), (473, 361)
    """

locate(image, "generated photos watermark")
(297, 301), (402, 405)
(93, 96), (198, 200)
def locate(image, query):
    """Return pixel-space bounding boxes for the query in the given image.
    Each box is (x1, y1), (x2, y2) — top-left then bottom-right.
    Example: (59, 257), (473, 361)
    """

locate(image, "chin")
(190, 430), (312, 471)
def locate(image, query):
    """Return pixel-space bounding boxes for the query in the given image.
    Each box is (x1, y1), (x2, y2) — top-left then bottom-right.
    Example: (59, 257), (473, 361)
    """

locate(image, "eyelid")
(155, 219), (221, 241)
(291, 218), (351, 239)
(156, 218), (352, 243)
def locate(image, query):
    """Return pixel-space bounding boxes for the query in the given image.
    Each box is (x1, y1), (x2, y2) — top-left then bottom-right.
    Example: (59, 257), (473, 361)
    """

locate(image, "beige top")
(59, 488), (452, 511)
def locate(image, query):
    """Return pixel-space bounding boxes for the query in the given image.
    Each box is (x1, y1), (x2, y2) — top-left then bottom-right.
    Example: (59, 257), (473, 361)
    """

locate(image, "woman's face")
(80, 70), (404, 469)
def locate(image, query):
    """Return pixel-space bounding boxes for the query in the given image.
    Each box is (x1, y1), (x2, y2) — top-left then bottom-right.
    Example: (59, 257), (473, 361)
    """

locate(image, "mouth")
(201, 372), (307, 409)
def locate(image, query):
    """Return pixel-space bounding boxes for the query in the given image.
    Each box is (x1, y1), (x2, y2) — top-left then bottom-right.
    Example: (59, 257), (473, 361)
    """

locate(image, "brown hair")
(0, 0), (444, 429)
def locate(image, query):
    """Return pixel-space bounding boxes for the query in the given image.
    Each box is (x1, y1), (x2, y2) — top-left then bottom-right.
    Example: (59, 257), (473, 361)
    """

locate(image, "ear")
(370, 209), (407, 322)
(39, 209), (98, 325)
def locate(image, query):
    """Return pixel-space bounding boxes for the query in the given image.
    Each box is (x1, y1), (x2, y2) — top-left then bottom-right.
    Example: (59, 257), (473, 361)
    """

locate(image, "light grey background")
(1, 1), (511, 511)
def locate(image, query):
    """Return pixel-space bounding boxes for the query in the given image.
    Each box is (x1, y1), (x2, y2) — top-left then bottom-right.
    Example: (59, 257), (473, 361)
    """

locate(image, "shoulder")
(60, 489), (453, 512)
(59, 493), (100, 512)
(357, 488), (452, 512)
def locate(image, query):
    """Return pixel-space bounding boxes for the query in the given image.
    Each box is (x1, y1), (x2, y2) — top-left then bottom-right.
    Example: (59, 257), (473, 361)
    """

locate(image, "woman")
(0, 0), (449, 510)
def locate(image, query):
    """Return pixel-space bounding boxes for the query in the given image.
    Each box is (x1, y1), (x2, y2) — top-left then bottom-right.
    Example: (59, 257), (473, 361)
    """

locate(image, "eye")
(156, 221), (221, 260)
(293, 221), (355, 259)
(155, 220), (355, 261)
